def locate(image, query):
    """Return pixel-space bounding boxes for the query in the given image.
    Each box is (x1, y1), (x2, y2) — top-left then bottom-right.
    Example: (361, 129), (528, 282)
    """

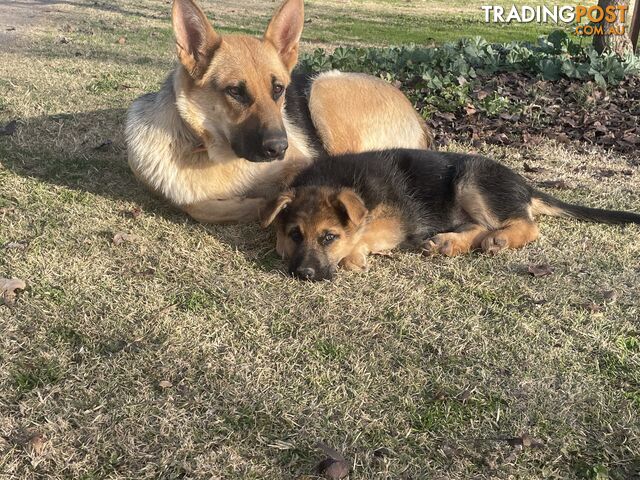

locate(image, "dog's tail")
(530, 189), (640, 224)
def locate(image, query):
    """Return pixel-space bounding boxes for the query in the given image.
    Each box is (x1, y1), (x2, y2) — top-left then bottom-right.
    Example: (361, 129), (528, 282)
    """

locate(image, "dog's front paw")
(339, 251), (368, 272)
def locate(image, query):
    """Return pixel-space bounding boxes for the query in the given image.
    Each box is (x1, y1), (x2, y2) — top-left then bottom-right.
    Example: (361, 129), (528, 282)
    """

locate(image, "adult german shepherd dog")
(125, 0), (431, 223)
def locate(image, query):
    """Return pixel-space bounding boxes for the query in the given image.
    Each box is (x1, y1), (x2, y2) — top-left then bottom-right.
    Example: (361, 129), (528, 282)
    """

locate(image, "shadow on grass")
(9, 0), (167, 21)
(0, 107), (288, 273)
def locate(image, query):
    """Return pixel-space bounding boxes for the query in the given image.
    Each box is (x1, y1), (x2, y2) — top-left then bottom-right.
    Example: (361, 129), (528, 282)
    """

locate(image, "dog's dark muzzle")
(287, 252), (335, 281)
(261, 133), (288, 160)
(231, 115), (288, 162)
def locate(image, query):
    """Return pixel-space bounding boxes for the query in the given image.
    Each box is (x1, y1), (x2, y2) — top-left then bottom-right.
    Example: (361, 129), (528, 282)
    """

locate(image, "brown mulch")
(427, 74), (640, 161)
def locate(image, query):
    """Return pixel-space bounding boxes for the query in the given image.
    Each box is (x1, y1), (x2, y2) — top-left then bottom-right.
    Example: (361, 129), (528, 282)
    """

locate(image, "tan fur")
(125, 0), (432, 224)
(456, 184), (500, 229)
(308, 71), (432, 154)
(530, 197), (566, 217)
(481, 218), (539, 254)
(425, 223), (490, 256)
(341, 211), (407, 271)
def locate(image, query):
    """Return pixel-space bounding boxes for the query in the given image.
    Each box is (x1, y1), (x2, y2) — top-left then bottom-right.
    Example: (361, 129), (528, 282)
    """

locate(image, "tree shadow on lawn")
(0, 108), (286, 274)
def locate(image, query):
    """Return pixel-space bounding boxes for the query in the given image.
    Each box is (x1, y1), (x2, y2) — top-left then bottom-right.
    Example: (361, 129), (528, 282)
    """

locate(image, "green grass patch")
(13, 360), (64, 393)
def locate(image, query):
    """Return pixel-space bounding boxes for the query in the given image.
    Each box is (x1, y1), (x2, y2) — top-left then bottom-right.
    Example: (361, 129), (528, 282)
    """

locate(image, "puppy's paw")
(423, 233), (468, 257)
(481, 233), (508, 255)
(340, 251), (368, 272)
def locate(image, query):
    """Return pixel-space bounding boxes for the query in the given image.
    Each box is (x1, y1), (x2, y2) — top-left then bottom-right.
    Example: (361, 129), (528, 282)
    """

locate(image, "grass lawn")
(1, 0), (640, 479)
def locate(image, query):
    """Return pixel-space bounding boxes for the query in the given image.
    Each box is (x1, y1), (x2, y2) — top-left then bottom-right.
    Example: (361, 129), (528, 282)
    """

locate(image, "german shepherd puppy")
(125, 0), (431, 224)
(261, 149), (640, 281)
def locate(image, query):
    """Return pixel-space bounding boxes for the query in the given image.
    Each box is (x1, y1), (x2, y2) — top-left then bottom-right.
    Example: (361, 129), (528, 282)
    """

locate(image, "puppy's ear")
(263, 0), (304, 71)
(261, 191), (295, 228)
(334, 189), (368, 226)
(172, 0), (221, 79)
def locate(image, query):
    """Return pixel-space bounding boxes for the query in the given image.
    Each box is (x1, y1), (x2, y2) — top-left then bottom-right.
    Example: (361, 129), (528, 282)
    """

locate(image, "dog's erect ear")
(172, 0), (221, 79)
(261, 191), (295, 228)
(334, 189), (368, 226)
(263, 0), (304, 71)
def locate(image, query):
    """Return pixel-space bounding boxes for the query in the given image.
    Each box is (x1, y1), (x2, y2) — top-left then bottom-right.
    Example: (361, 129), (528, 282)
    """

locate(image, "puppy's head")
(261, 187), (368, 281)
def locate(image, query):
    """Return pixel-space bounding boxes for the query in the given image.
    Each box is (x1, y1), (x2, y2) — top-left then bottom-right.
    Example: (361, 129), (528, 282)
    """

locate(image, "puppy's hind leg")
(450, 167), (538, 255)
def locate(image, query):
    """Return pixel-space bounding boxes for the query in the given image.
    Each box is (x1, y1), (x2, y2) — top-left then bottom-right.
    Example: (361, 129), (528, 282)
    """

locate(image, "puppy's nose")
(262, 136), (288, 159)
(295, 267), (316, 280)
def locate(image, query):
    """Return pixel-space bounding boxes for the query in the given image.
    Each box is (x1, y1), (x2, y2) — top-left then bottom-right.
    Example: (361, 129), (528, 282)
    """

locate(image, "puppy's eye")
(320, 232), (338, 246)
(273, 84), (284, 100)
(226, 86), (242, 98)
(289, 227), (303, 243)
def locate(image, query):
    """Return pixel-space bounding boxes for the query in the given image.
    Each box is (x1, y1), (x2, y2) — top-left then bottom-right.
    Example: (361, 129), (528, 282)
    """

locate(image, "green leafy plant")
(298, 31), (640, 116)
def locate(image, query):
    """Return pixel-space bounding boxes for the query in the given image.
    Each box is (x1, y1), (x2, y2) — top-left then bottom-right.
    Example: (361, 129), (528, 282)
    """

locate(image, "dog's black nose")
(262, 136), (288, 159)
(295, 267), (316, 280)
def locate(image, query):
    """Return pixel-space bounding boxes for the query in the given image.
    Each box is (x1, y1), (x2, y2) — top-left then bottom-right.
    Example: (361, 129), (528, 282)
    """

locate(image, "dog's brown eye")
(273, 84), (284, 100)
(226, 86), (242, 98)
(289, 227), (303, 243)
(320, 232), (338, 246)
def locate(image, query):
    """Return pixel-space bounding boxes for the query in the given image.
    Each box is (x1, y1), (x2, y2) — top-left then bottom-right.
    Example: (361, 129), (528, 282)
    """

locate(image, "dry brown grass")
(1, 1), (640, 479)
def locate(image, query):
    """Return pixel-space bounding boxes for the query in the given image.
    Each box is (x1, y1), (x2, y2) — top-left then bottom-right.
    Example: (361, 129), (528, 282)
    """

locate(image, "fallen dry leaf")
(1, 277), (27, 306)
(317, 458), (349, 479)
(435, 112), (456, 122)
(316, 441), (345, 461)
(27, 433), (46, 456)
(112, 232), (138, 245)
(506, 432), (544, 449)
(316, 441), (349, 479)
(527, 264), (554, 277)
(130, 206), (143, 219)
(523, 162), (543, 173)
